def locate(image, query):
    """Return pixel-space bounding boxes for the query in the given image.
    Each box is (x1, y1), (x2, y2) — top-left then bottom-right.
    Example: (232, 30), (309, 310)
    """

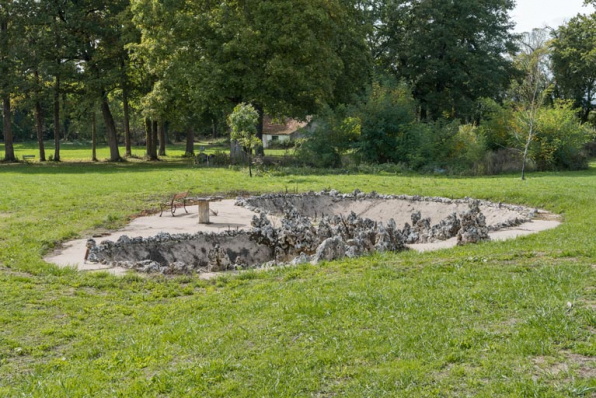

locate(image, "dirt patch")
(534, 211), (563, 222)
(533, 352), (596, 380)
(127, 208), (161, 221)
(566, 352), (596, 379)
(0, 266), (33, 278)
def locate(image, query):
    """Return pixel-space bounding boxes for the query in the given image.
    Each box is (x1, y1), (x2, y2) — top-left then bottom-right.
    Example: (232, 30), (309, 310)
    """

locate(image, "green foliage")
(529, 100), (594, 170)
(296, 104), (361, 168)
(477, 98), (513, 150)
(228, 103), (261, 176)
(551, 14), (596, 121)
(132, 0), (371, 123)
(375, 0), (518, 120)
(481, 100), (593, 172)
(228, 103), (261, 151)
(356, 79), (417, 164)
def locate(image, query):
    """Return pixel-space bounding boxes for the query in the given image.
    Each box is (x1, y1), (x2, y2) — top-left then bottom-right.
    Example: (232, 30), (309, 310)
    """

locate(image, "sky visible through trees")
(513, 0), (594, 32)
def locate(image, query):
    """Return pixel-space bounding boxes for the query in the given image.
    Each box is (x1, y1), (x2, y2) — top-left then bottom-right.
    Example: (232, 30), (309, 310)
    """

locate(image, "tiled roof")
(263, 116), (308, 136)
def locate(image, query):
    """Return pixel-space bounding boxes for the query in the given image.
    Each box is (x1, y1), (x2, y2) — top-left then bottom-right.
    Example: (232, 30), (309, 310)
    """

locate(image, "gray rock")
(117, 235), (131, 245)
(457, 201), (490, 245)
(311, 237), (347, 264)
(207, 245), (231, 272)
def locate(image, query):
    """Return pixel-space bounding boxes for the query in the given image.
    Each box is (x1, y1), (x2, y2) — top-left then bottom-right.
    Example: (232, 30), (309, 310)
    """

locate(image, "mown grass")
(1, 153), (596, 396)
(0, 140), (293, 161)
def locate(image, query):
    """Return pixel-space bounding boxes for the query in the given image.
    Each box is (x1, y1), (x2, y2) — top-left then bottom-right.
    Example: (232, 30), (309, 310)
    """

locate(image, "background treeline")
(1, 0), (596, 174)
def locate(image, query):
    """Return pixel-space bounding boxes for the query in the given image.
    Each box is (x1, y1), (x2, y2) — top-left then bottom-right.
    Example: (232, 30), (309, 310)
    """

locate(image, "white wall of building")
(263, 134), (291, 148)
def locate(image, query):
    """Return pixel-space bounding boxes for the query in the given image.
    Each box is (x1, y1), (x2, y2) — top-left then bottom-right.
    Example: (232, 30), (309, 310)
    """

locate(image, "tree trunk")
(123, 87), (131, 157)
(53, 76), (60, 161)
(254, 103), (264, 156)
(34, 100), (45, 161)
(158, 120), (166, 156)
(248, 152), (252, 177)
(62, 93), (69, 140)
(33, 70), (46, 161)
(2, 97), (15, 162)
(100, 92), (121, 162)
(91, 111), (97, 161)
(145, 119), (158, 160)
(521, 125), (533, 181)
(185, 127), (195, 156)
(151, 120), (159, 159)
(145, 118), (153, 159)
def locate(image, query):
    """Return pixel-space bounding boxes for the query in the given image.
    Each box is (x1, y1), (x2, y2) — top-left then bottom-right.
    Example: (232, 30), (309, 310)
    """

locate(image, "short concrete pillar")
(198, 201), (210, 224)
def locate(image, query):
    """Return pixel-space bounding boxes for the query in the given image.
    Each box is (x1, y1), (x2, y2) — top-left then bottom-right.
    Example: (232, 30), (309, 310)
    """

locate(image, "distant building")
(262, 116), (308, 148)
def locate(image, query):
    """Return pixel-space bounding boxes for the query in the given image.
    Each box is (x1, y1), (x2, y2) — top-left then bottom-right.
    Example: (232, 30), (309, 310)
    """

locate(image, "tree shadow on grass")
(0, 159), (196, 175)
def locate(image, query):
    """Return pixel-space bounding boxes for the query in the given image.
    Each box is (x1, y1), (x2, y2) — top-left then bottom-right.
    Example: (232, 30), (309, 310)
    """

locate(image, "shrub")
(481, 148), (528, 175)
(477, 98), (513, 150)
(356, 79), (417, 164)
(530, 100), (594, 170)
(449, 124), (488, 173)
(266, 140), (296, 150)
(295, 106), (361, 168)
(482, 99), (593, 173)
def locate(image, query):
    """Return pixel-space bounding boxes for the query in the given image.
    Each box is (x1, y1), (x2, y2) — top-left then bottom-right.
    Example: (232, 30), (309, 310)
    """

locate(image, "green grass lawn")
(1, 153), (596, 396)
(0, 141), (294, 161)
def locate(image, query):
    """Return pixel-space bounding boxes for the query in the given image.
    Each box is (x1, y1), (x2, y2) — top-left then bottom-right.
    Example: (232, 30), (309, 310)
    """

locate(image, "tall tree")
(35, 0), (73, 162)
(91, 110), (97, 161)
(511, 30), (552, 180)
(74, 1), (132, 162)
(375, 0), (518, 120)
(131, 0), (371, 152)
(551, 14), (596, 122)
(0, 1), (16, 162)
(158, 121), (166, 156)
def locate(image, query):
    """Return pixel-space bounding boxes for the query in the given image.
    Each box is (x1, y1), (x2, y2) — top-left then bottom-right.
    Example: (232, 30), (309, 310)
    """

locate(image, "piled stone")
(430, 213), (461, 241)
(250, 209), (406, 265)
(207, 245), (232, 272)
(236, 189), (536, 226)
(250, 212), (278, 247)
(401, 211), (461, 244)
(90, 190), (538, 275)
(276, 207), (319, 261)
(87, 229), (267, 275)
(457, 201), (490, 245)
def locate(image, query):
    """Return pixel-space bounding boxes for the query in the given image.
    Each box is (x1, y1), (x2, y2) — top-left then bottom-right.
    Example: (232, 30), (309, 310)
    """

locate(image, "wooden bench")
(22, 155), (35, 161)
(159, 191), (191, 217)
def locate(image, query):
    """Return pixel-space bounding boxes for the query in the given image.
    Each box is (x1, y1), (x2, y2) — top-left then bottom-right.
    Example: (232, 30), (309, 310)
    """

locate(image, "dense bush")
(531, 101), (593, 170)
(295, 106), (361, 168)
(356, 80), (417, 164)
(296, 79), (594, 175)
(266, 140), (296, 150)
(502, 100), (593, 171)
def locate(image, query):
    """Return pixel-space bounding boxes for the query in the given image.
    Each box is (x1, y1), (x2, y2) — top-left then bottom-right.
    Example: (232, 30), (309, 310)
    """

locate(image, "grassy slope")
(1, 157), (596, 397)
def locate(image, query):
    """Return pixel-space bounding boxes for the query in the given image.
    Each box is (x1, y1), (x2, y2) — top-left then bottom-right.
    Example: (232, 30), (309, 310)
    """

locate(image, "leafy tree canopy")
(375, 0), (518, 121)
(551, 14), (596, 121)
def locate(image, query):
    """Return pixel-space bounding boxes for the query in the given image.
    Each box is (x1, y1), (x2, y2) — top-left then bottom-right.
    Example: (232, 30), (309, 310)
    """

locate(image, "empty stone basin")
(237, 190), (533, 231)
(49, 190), (558, 276)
